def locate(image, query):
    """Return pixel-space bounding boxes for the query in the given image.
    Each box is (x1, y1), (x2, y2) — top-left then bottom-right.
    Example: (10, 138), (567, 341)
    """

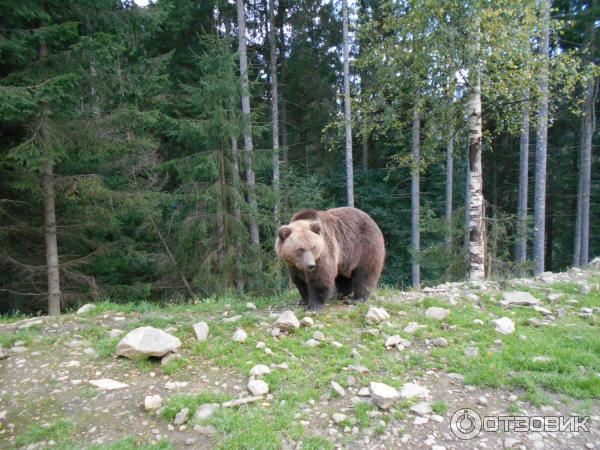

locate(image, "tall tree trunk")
(342, 0), (354, 207)
(515, 96), (530, 265)
(236, 0), (260, 248)
(464, 155), (471, 255)
(533, 0), (551, 275)
(411, 106), (421, 289)
(573, 145), (583, 266)
(39, 39), (62, 316)
(445, 132), (454, 250)
(466, 23), (485, 281)
(268, 0), (281, 226)
(231, 137), (245, 292)
(579, 7), (596, 265)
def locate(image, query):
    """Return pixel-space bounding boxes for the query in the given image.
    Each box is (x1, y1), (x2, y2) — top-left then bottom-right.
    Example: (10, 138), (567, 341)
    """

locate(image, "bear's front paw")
(297, 298), (309, 306)
(307, 302), (324, 312)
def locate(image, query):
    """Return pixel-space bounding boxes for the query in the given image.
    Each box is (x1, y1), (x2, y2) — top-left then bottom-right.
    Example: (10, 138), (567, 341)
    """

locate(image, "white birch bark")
(411, 106), (421, 288)
(342, 0), (354, 207)
(268, 0), (280, 226)
(515, 97), (530, 264)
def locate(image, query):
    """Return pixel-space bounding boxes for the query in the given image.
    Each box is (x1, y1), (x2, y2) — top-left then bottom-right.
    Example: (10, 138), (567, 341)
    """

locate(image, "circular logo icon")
(450, 408), (482, 440)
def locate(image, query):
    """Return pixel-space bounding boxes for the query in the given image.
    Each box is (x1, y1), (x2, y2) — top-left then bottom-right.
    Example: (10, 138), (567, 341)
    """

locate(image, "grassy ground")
(1, 275), (599, 449)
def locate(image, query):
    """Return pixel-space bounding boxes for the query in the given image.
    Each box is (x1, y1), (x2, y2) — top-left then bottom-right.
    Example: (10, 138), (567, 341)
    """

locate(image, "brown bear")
(275, 207), (385, 311)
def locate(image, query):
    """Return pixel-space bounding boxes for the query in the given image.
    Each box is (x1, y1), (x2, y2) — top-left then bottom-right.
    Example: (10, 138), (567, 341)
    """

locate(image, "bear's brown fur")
(275, 207), (385, 310)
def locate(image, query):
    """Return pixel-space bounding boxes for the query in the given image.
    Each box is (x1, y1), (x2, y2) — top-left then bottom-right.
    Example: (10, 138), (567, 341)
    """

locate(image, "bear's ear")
(310, 221), (322, 235)
(278, 226), (292, 241)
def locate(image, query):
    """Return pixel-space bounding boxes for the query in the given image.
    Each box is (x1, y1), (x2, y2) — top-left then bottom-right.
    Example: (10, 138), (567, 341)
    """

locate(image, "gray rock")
(144, 395), (162, 410)
(365, 307), (390, 324)
(161, 352), (182, 365)
(0, 346), (8, 360)
(194, 403), (220, 421)
(432, 337), (448, 347)
(248, 379), (269, 396)
(232, 328), (248, 342)
(116, 326), (181, 359)
(193, 322), (209, 341)
(348, 364), (370, 374)
(109, 329), (124, 338)
(76, 303), (96, 315)
(331, 381), (346, 397)
(369, 382), (400, 409)
(300, 317), (314, 327)
(246, 302), (257, 310)
(425, 307), (450, 321)
(274, 310), (300, 332)
(249, 364), (271, 377)
(410, 401), (432, 416)
(305, 338), (320, 348)
(500, 291), (540, 307)
(313, 331), (325, 341)
(400, 383), (430, 399)
(447, 373), (464, 383)
(403, 322), (421, 334)
(492, 317), (515, 334)
(332, 413), (347, 424)
(477, 396), (488, 406)
(174, 408), (189, 425)
(89, 378), (129, 390)
(580, 284), (592, 295)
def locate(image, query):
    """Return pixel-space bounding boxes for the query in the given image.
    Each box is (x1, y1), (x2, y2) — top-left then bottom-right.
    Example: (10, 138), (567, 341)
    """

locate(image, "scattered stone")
(272, 362), (288, 370)
(313, 331), (325, 341)
(274, 310), (300, 332)
(518, 334), (528, 341)
(447, 373), (464, 383)
(264, 347), (273, 355)
(331, 381), (346, 397)
(89, 378), (129, 390)
(144, 395), (162, 411)
(247, 379), (269, 396)
(364, 328), (380, 336)
(547, 293), (563, 302)
(492, 317), (515, 334)
(165, 381), (189, 390)
(425, 307), (450, 321)
(431, 415), (444, 423)
(193, 424), (216, 436)
(9, 345), (27, 353)
(232, 328), (248, 342)
(300, 317), (314, 327)
(410, 402), (432, 416)
(365, 306), (390, 324)
(194, 403), (220, 421)
(358, 387), (370, 396)
(332, 413), (347, 424)
(473, 319), (484, 325)
(221, 396), (263, 408)
(249, 364), (271, 377)
(305, 338), (320, 348)
(116, 326), (181, 359)
(193, 322), (209, 341)
(528, 318), (551, 327)
(109, 329), (124, 338)
(369, 382), (400, 409)
(246, 302), (257, 310)
(0, 346), (8, 360)
(161, 352), (182, 365)
(432, 337), (448, 347)
(348, 364), (370, 374)
(271, 328), (281, 337)
(500, 291), (540, 307)
(478, 396), (488, 406)
(414, 416), (429, 425)
(331, 341), (343, 348)
(464, 347), (478, 357)
(256, 341), (266, 349)
(403, 322), (421, 334)
(400, 383), (430, 399)
(580, 284), (592, 295)
(76, 303), (96, 315)
(533, 305), (552, 315)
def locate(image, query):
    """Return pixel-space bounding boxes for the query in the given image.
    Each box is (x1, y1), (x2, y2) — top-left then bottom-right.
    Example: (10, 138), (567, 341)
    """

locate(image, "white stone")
(400, 383), (430, 399)
(313, 331), (325, 341)
(193, 322), (209, 341)
(109, 329), (124, 338)
(161, 353), (182, 365)
(425, 307), (450, 321)
(274, 310), (300, 332)
(89, 378), (129, 390)
(248, 379), (269, 396)
(492, 317), (515, 334)
(365, 307), (390, 324)
(300, 317), (314, 327)
(305, 338), (320, 348)
(332, 413), (347, 424)
(477, 396), (488, 406)
(403, 322), (421, 334)
(410, 402), (432, 416)
(165, 381), (188, 390)
(174, 407), (189, 425)
(473, 319), (484, 325)
(76, 303), (96, 315)
(369, 382), (400, 409)
(116, 326), (181, 359)
(194, 403), (220, 421)
(144, 395), (162, 410)
(249, 364), (271, 377)
(331, 381), (346, 397)
(500, 291), (540, 307)
(246, 302), (257, 310)
(414, 416), (429, 425)
(432, 337), (448, 347)
(358, 387), (370, 396)
(232, 328), (248, 342)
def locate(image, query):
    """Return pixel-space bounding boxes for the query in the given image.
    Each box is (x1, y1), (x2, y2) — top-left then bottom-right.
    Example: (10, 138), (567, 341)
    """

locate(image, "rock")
(305, 338), (320, 348)
(447, 373), (464, 383)
(364, 328), (380, 336)
(193, 322), (209, 341)
(580, 284), (592, 295)
(331, 381), (346, 397)
(0, 346), (8, 360)
(9, 345), (27, 353)
(414, 416), (428, 425)
(532, 355), (551, 363)
(473, 319), (484, 325)
(400, 383), (430, 399)
(193, 424), (216, 436)
(547, 293), (563, 302)
(432, 337), (448, 347)
(165, 381), (189, 390)
(477, 396), (488, 406)
(232, 328), (248, 342)
(256, 341), (265, 349)
(144, 395), (162, 410)
(300, 317), (314, 327)
(274, 310), (300, 332)
(116, 326), (181, 359)
(248, 379), (269, 396)
(221, 396), (263, 408)
(425, 307), (450, 321)
(109, 329), (124, 338)
(464, 346), (478, 357)
(246, 302), (257, 310)
(194, 403), (220, 421)
(403, 322), (421, 334)
(556, 308), (566, 318)
(174, 408), (189, 425)
(528, 318), (551, 327)
(331, 341), (343, 348)
(348, 364), (370, 374)
(76, 303), (96, 315)
(358, 387), (370, 396)
(313, 331), (325, 341)
(332, 413), (347, 424)
(89, 378), (129, 390)
(223, 315), (242, 323)
(249, 364), (271, 377)
(492, 317), (515, 334)
(161, 352), (182, 366)
(410, 402), (432, 416)
(365, 307), (390, 324)
(271, 328), (281, 337)
(500, 291), (540, 307)
(369, 382), (400, 409)
(533, 305), (552, 315)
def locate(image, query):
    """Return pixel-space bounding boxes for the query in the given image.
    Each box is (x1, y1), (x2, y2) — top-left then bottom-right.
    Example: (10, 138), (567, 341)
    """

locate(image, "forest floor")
(1, 262), (600, 450)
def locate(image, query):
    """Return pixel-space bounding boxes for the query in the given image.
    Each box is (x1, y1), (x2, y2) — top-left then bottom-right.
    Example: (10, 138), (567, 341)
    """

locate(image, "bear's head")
(275, 220), (325, 272)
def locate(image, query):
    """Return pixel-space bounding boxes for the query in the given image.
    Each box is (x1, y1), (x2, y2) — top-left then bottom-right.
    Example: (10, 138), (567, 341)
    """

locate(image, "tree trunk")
(411, 106), (421, 289)
(466, 23), (485, 281)
(231, 137), (245, 292)
(515, 96), (530, 265)
(236, 0), (260, 248)
(533, 0), (551, 275)
(445, 135), (454, 249)
(268, 0), (281, 226)
(573, 143), (583, 266)
(464, 156), (471, 255)
(39, 39), (62, 316)
(342, 0), (354, 207)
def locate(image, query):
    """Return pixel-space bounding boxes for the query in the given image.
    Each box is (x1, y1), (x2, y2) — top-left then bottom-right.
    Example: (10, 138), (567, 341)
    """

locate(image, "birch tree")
(515, 96), (530, 265)
(411, 105), (421, 288)
(342, 0), (354, 207)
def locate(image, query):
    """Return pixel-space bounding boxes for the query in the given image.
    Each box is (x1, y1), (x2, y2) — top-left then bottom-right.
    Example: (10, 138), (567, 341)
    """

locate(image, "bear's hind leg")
(335, 276), (353, 299)
(351, 268), (377, 302)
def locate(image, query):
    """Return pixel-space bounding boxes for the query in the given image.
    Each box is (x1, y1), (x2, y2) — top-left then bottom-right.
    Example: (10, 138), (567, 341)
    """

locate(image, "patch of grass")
(0, 327), (40, 347)
(432, 401), (448, 415)
(161, 393), (232, 421)
(507, 402), (520, 414)
(14, 418), (74, 446)
(354, 403), (376, 427)
(161, 356), (190, 375)
(88, 437), (172, 450)
(302, 436), (334, 450)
